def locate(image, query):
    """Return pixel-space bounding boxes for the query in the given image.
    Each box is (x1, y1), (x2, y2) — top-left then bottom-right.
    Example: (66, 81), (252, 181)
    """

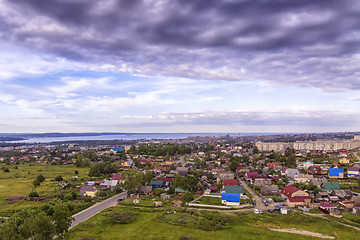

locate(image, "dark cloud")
(1, 0), (360, 90)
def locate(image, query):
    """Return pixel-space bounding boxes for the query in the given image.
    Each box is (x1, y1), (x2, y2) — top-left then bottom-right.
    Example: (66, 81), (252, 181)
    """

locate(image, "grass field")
(63, 207), (360, 240)
(196, 196), (221, 205)
(0, 163), (90, 213)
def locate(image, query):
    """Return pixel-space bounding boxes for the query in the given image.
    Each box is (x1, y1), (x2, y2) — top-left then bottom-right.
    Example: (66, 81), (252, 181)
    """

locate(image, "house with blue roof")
(221, 193), (241, 206)
(329, 168), (344, 178)
(111, 148), (125, 152)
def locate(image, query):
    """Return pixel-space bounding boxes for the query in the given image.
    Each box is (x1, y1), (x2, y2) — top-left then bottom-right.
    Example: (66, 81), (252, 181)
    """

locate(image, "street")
(240, 180), (268, 210)
(70, 191), (127, 228)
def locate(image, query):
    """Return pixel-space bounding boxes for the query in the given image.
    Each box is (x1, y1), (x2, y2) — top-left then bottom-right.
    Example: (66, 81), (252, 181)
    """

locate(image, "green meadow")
(63, 207), (360, 240)
(0, 163), (90, 213)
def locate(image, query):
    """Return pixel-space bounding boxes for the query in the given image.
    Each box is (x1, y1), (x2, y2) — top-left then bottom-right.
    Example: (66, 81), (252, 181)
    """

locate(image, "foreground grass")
(63, 207), (360, 240)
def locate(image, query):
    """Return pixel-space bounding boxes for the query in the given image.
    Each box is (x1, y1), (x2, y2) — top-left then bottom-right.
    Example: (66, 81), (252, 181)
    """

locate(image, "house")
(123, 159), (134, 169)
(261, 185), (280, 196)
(281, 185), (309, 198)
(245, 171), (259, 179)
(218, 172), (235, 180)
(112, 174), (125, 184)
(222, 179), (238, 186)
(320, 203), (336, 211)
(150, 180), (165, 188)
(339, 157), (350, 164)
(175, 188), (187, 194)
(328, 168), (344, 178)
(339, 200), (355, 208)
(312, 177), (328, 188)
(209, 186), (218, 193)
(221, 193), (241, 206)
(111, 148), (125, 153)
(222, 185), (244, 195)
(320, 182), (341, 192)
(294, 174), (313, 184)
(303, 160), (314, 169)
(254, 178), (272, 187)
(347, 167), (360, 177)
(176, 167), (189, 176)
(285, 169), (300, 179)
(139, 186), (153, 195)
(353, 206), (360, 215)
(140, 159), (155, 165)
(80, 185), (97, 197)
(329, 209), (343, 218)
(286, 196), (311, 208)
(100, 179), (118, 188)
(308, 166), (322, 175)
(155, 177), (173, 187)
(268, 163), (280, 169)
(332, 189), (352, 200)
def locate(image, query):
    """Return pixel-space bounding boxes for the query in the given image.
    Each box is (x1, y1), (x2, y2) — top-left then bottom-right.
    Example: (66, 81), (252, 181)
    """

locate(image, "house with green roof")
(222, 185), (244, 195)
(320, 182), (341, 191)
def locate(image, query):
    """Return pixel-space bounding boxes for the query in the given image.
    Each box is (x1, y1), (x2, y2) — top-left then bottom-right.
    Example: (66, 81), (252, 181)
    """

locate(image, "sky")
(0, 0), (360, 133)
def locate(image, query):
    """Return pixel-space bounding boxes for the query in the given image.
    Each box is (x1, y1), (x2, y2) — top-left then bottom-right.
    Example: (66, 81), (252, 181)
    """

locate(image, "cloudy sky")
(0, 0), (360, 133)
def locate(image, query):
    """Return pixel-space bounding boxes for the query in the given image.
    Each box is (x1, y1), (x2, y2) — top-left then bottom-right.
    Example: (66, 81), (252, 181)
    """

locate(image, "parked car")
(253, 209), (263, 214)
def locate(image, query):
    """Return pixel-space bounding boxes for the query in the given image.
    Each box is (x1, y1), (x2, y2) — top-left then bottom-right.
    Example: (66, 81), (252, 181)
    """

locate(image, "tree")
(89, 162), (117, 177)
(52, 204), (74, 238)
(253, 146), (259, 154)
(31, 212), (55, 240)
(33, 179), (41, 187)
(229, 160), (239, 172)
(37, 175), (45, 182)
(144, 170), (153, 185)
(123, 170), (144, 194)
(181, 192), (194, 203)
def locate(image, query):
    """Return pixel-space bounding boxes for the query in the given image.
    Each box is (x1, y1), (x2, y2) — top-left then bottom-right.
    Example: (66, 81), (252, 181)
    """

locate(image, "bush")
(37, 174), (45, 182)
(54, 175), (63, 181)
(105, 211), (138, 224)
(33, 179), (41, 187)
(29, 191), (39, 197)
(75, 170), (79, 175)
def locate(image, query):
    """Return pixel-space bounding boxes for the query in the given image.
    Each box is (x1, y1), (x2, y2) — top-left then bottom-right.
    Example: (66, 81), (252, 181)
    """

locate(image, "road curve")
(70, 191), (127, 229)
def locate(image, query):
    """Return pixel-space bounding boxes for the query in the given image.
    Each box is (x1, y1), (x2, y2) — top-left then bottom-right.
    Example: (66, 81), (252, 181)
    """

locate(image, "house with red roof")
(268, 163), (280, 168)
(222, 179), (238, 186)
(140, 159), (155, 165)
(245, 171), (259, 179)
(281, 185), (311, 207)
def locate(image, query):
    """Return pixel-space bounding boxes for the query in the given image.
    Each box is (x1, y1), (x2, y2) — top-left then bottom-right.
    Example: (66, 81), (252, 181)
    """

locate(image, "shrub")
(4, 168), (9, 172)
(29, 191), (39, 197)
(105, 211), (138, 224)
(37, 174), (45, 182)
(33, 179), (41, 187)
(54, 175), (63, 181)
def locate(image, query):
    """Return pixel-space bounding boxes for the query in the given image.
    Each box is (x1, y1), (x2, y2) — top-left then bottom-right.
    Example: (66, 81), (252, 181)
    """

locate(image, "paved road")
(240, 180), (267, 210)
(70, 191), (127, 228)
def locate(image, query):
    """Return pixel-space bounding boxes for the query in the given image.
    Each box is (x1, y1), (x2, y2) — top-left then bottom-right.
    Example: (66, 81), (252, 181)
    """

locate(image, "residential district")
(0, 132), (360, 239)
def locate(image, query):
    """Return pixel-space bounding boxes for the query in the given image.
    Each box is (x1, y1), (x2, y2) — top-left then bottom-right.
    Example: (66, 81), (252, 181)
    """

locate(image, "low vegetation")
(62, 207), (360, 240)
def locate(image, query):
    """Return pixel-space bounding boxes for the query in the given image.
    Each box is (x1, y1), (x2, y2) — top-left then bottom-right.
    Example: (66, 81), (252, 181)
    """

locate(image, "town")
(0, 133), (360, 239)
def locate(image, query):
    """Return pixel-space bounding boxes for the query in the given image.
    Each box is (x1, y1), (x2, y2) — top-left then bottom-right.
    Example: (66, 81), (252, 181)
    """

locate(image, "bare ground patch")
(269, 228), (335, 239)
